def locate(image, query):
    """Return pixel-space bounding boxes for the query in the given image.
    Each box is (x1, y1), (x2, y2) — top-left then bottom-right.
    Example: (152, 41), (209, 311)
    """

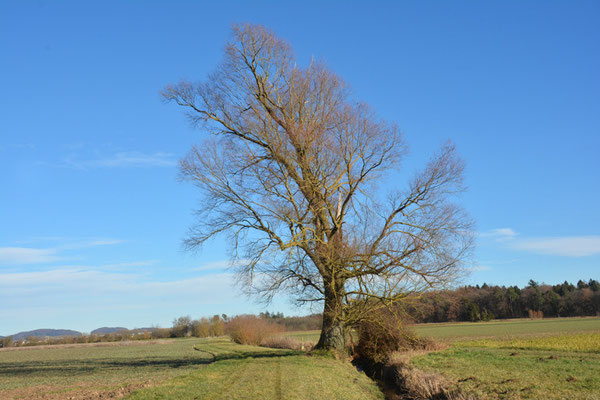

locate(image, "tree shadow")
(0, 348), (303, 378)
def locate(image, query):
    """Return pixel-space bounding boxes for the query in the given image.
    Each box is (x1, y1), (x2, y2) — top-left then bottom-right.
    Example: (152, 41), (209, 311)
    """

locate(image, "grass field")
(409, 317), (600, 399)
(1, 317), (598, 399)
(0, 338), (211, 399)
(127, 338), (383, 400)
(0, 337), (383, 400)
(414, 316), (600, 341)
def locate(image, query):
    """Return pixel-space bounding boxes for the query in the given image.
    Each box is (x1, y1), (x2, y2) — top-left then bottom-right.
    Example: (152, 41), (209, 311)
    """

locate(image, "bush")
(355, 309), (434, 363)
(528, 309), (544, 319)
(225, 315), (284, 345)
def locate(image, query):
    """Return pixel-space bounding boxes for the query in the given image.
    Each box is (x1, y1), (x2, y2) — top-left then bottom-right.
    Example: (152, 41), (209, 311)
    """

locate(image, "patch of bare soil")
(0, 381), (153, 400)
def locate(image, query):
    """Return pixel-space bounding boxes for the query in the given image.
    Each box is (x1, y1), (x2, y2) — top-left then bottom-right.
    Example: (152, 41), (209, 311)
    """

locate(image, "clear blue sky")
(1, 1), (598, 335)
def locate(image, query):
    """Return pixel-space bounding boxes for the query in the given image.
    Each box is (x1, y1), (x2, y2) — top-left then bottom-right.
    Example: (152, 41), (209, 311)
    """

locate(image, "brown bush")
(225, 315), (284, 345)
(355, 310), (434, 363)
(528, 309), (544, 319)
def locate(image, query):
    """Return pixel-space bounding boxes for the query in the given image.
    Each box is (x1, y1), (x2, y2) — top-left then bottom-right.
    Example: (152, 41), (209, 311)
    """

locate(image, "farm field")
(1, 317), (598, 399)
(414, 316), (600, 341)
(127, 338), (382, 399)
(284, 316), (600, 345)
(409, 317), (600, 399)
(0, 338), (211, 399)
(0, 337), (383, 400)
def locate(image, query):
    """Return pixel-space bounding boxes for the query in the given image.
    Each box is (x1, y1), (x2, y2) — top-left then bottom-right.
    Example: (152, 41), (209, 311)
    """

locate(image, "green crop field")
(414, 316), (600, 341)
(409, 317), (600, 399)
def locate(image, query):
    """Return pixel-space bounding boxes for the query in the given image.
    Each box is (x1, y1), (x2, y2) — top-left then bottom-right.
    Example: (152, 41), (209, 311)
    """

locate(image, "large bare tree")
(162, 24), (473, 351)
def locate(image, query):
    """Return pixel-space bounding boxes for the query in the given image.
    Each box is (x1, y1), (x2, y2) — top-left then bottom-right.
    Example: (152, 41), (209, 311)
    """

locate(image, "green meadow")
(410, 317), (600, 399)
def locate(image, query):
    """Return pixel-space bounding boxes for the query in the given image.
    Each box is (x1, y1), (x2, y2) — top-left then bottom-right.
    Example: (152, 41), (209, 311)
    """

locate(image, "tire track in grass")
(275, 357), (282, 400)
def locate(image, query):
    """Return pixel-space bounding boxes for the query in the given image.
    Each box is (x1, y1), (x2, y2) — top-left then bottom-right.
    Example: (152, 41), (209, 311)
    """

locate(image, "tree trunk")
(315, 285), (346, 352)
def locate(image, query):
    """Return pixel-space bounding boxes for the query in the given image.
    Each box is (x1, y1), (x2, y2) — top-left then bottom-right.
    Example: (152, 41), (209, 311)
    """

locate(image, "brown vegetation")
(225, 315), (284, 345)
(260, 335), (312, 351)
(355, 310), (436, 363)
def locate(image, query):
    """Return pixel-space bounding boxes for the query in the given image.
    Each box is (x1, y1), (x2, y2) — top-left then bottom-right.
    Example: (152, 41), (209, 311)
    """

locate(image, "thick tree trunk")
(315, 286), (346, 352)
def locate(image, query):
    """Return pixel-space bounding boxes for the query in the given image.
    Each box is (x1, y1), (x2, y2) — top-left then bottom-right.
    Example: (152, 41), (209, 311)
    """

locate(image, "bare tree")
(162, 24), (473, 351)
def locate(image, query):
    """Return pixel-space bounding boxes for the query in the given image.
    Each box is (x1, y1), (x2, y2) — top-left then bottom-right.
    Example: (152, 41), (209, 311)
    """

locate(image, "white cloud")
(0, 239), (124, 265)
(481, 228), (600, 257)
(0, 247), (60, 264)
(64, 151), (177, 169)
(512, 236), (600, 257)
(467, 265), (493, 272)
(480, 228), (518, 241)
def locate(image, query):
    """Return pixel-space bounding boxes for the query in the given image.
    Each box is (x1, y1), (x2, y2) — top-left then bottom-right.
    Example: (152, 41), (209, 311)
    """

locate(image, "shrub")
(225, 315), (284, 345)
(528, 309), (544, 319)
(355, 309), (434, 363)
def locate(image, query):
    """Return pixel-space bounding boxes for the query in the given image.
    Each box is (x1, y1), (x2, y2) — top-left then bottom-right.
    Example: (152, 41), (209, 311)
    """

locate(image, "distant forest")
(402, 279), (600, 323)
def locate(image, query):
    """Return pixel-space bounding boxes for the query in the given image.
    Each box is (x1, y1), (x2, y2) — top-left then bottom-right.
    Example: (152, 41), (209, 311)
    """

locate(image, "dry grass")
(388, 363), (478, 400)
(260, 335), (313, 351)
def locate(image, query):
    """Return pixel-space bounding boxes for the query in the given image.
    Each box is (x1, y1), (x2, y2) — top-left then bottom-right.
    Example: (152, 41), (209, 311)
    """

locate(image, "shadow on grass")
(0, 349), (303, 378)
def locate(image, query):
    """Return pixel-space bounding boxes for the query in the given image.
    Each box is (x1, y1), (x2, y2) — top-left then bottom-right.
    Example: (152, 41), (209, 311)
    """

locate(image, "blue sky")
(1, 1), (598, 335)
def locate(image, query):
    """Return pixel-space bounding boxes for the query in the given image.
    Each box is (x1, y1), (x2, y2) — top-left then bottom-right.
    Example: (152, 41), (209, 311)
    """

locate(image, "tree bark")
(315, 283), (346, 352)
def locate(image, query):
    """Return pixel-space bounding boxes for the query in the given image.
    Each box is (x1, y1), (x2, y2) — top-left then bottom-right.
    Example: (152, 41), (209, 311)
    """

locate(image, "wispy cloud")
(479, 228), (518, 241)
(64, 151), (177, 169)
(0, 247), (60, 264)
(512, 236), (600, 257)
(0, 266), (235, 301)
(466, 265), (493, 272)
(0, 239), (124, 265)
(482, 228), (600, 257)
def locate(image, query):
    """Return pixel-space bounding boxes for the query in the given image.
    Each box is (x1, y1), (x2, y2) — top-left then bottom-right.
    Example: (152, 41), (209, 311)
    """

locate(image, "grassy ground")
(414, 316), (600, 341)
(408, 318), (600, 399)
(0, 338), (211, 399)
(285, 317), (600, 344)
(0, 337), (383, 400)
(2, 318), (598, 399)
(127, 338), (383, 400)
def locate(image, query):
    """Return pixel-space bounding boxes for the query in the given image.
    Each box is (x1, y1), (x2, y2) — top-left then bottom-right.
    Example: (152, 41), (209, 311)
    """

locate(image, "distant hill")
(12, 329), (82, 341)
(91, 327), (129, 335)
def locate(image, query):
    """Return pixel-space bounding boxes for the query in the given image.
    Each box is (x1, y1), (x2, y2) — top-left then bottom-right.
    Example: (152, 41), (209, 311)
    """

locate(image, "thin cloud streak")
(512, 236), (600, 257)
(482, 228), (600, 257)
(0, 239), (124, 265)
(63, 151), (177, 169)
(0, 247), (60, 264)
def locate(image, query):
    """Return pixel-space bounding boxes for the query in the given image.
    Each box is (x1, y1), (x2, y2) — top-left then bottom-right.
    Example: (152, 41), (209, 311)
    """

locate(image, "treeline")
(0, 312), (322, 348)
(258, 312), (322, 331)
(404, 279), (600, 322)
(1, 329), (158, 348)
